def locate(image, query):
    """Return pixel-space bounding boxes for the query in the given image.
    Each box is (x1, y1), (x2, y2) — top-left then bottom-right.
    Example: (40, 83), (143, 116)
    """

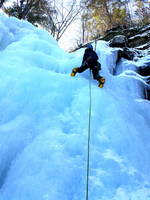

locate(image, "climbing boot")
(71, 67), (78, 76)
(98, 77), (105, 88)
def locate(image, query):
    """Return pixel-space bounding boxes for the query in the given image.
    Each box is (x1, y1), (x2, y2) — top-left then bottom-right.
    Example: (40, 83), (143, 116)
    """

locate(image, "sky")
(59, 19), (82, 51)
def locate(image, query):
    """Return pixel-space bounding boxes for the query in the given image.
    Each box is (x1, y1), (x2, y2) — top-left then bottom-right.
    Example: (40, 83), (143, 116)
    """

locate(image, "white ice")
(0, 15), (150, 200)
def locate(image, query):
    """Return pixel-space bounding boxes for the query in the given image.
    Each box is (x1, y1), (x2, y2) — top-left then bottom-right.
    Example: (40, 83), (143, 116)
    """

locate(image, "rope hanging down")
(85, 69), (92, 200)
(85, 40), (97, 200)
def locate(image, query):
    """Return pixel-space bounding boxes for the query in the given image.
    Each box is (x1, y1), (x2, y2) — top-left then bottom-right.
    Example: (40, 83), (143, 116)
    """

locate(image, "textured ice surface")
(0, 15), (150, 200)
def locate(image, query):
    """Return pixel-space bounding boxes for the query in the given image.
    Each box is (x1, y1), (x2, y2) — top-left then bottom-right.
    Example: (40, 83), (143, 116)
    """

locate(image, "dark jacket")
(82, 49), (98, 66)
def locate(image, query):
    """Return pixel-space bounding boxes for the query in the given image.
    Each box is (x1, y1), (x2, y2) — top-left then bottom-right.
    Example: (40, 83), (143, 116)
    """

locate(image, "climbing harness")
(85, 69), (92, 200)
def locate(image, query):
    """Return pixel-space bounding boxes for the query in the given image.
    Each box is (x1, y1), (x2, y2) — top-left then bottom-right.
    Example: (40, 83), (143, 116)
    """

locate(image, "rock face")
(107, 24), (150, 101)
(139, 66), (150, 77)
(138, 63), (150, 100)
(128, 25), (150, 49)
(109, 35), (128, 48)
(138, 61), (150, 100)
(109, 35), (135, 64)
(116, 47), (135, 63)
(101, 24), (150, 49)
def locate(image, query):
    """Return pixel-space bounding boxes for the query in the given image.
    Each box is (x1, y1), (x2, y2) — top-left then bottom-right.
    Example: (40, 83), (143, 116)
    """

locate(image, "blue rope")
(85, 40), (97, 200)
(85, 69), (92, 200)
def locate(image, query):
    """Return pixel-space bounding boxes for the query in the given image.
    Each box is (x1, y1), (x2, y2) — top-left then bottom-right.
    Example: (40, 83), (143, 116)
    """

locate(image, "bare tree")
(124, 0), (134, 26)
(4, 0), (83, 41)
(50, 0), (83, 41)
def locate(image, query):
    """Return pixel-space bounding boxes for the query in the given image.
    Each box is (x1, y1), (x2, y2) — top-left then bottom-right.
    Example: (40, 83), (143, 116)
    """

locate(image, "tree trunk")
(103, 0), (112, 28)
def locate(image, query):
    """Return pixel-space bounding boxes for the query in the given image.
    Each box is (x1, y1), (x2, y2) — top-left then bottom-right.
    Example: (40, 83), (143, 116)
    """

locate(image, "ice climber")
(71, 44), (105, 88)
